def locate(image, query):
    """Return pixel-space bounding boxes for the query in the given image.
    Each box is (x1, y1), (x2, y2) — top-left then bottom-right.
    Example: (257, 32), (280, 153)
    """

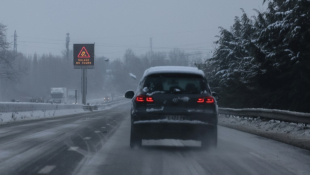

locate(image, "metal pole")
(82, 68), (87, 105)
(81, 68), (83, 104)
(150, 37), (152, 52)
(75, 89), (77, 104)
(14, 30), (17, 53)
(66, 33), (70, 60)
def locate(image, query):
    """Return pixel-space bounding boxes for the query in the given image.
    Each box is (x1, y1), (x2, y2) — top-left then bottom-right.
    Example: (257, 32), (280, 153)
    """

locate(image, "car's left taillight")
(136, 95), (145, 102)
(135, 95), (154, 103)
(197, 98), (205, 103)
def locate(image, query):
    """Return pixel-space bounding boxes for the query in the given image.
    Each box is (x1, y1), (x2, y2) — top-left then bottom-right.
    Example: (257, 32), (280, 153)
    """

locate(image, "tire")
(201, 126), (217, 149)
(130, 125), (142, 148)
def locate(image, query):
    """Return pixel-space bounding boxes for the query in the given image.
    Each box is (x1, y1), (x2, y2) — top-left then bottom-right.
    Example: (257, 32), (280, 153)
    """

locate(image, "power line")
(19, 41), (63, 44)
(19, 41), (214, 50)
(17, 28), (218, 41)
(18, 36), (65, 41)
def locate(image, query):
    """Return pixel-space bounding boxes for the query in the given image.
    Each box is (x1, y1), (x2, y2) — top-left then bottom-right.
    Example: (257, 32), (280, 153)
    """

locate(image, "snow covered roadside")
(218, 114), (310, 150)
(0, 100), (130, 124)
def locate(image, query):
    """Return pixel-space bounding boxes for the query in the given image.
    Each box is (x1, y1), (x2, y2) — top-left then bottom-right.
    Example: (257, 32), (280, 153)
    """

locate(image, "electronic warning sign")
(73, 44), (94, 69)
(78, 47), (90, 58)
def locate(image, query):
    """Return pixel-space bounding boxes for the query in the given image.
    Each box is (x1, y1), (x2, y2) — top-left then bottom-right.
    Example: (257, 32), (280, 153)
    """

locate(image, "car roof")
(142, 66), (205, 78)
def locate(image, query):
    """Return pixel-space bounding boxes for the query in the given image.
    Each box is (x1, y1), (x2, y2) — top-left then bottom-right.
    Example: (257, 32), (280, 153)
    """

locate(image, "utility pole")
(150, 37), (153, 58)
(150, 37), (153, 53)
(13, 30), (17, 54)
(66, 33), (70, 60)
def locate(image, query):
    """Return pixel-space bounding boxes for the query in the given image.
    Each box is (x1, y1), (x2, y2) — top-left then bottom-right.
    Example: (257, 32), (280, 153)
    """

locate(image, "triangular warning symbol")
(78, 47), (91, 58)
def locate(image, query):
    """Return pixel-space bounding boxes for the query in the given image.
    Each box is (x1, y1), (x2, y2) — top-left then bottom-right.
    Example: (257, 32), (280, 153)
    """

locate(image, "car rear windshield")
(143, 73), (209, 94)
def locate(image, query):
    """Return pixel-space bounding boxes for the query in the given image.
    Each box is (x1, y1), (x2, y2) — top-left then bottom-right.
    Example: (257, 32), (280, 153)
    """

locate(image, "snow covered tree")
(257, 0), (310, 111)
(206, 10), (262, 108)
(0, 23), (21, 81)
(169, 49), (189, 66)
(205, 0), (310, 112)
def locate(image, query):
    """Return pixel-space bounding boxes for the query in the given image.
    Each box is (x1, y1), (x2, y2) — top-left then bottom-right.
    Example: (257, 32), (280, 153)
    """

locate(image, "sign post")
(73, 44), (94, 105)
(75, 89), (78, 104)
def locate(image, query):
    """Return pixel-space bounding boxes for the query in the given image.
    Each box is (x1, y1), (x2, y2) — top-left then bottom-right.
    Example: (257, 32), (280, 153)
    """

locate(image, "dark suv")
(125, 66), (219, 149)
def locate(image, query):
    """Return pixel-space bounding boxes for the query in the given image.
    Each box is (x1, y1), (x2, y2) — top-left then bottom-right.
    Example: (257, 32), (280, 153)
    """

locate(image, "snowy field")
(219, 114), (310, 150)
(0, 100), (130, 124)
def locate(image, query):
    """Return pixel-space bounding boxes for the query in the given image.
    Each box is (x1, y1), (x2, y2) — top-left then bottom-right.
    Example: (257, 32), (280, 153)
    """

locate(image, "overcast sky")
(0, 0), (266, 59)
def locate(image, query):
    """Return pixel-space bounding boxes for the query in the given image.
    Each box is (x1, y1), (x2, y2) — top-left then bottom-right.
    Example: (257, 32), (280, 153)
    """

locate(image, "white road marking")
(95, 131), (101, 133)
(84, 137), (91, 140)
(101, 127), (106, 128)
(38, 165), (56, 174)
(68, 147), (79, 151)
(250, 152), (263, 159)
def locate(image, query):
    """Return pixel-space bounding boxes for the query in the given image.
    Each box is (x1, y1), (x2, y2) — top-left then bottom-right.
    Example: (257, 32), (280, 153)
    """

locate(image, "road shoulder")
(218, 114), (310, 150)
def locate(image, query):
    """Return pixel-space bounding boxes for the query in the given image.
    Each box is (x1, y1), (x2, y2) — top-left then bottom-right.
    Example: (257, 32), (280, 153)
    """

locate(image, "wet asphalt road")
(0, 102), (310, 175)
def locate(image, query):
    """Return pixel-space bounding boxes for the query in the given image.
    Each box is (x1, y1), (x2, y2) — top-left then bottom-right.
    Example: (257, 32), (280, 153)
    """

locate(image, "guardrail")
(219, 108), (310, 125)
(85, 98), (129, 111)
(0, 97), (128, 113)
(87, 95), (124, 104)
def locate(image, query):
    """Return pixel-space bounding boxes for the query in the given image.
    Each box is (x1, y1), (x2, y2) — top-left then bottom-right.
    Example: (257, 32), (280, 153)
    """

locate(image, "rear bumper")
(132, 111), (218, 125)
(131, 110), (218, 140)
(132, 120), (217, 140)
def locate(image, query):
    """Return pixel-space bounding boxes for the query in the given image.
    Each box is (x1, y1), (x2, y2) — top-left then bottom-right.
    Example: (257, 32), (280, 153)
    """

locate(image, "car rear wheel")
(201, 126), (217, 149)
(130, 125), (142, 148)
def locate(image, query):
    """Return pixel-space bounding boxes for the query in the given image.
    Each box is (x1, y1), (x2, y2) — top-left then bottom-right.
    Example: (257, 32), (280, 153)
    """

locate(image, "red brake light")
(205, 96), (214, 103)
(197, 97), (215, 104)
(136, 95), (145, 102)
(197, 98), (204, 103)
(136, 95), (154, 103)
(146, 96), (154, 102)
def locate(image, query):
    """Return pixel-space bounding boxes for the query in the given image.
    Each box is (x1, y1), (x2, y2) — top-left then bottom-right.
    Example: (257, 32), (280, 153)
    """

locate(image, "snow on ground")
(219, 114), (310, 150)
(219, 114), (310, 137)
(88, 95), (124, 104)
(0, 100), (129, 124)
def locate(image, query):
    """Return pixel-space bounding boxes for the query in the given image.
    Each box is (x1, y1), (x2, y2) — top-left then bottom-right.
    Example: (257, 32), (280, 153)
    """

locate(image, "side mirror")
(125, 90), (135, 99)
(212, 92), (220, 101)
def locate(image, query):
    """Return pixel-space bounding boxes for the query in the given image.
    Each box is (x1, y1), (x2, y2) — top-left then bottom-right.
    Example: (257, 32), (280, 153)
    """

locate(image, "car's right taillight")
(197, 96), (215, 104)
(205, 96), (215, 104)
(146, 96), (154, 102)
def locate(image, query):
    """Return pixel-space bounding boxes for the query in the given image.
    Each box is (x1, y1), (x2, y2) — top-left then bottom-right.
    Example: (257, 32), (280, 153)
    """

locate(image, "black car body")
(125, 66), (219, 148)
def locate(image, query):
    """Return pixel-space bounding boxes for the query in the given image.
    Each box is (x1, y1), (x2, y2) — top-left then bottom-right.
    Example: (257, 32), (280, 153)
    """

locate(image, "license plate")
(165, 115), (185, 121)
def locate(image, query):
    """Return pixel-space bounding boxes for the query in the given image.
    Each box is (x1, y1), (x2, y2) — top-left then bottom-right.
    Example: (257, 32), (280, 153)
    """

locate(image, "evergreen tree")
(205, 0), (310, 112)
